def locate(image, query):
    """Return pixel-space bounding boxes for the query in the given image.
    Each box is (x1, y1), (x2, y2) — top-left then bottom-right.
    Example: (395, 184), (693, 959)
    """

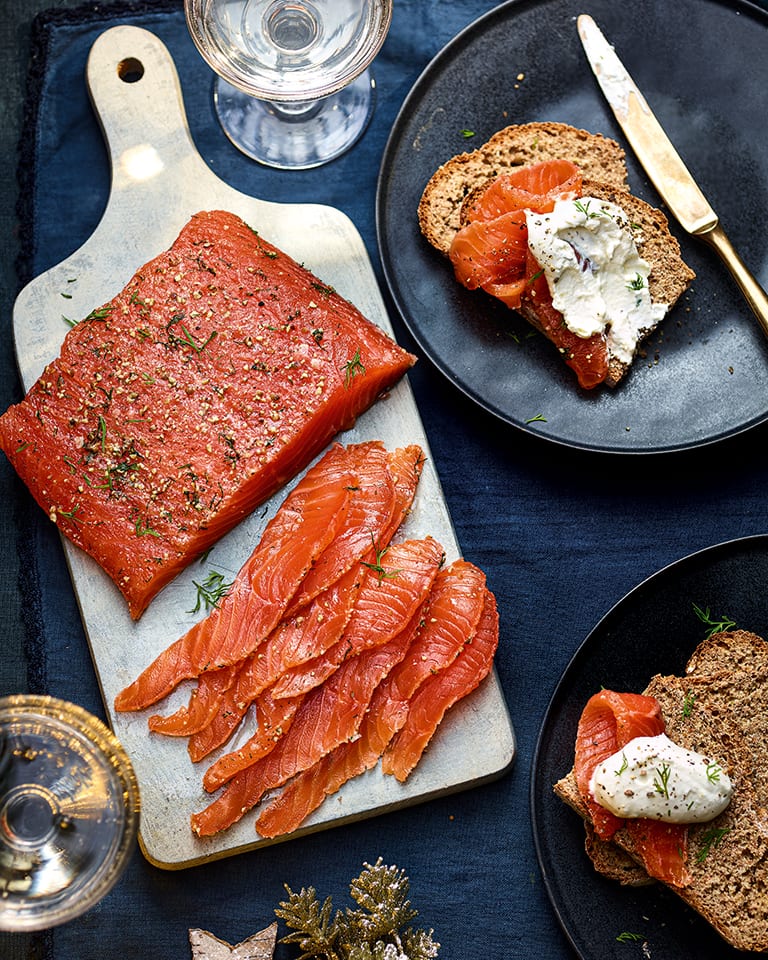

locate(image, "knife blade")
(577, 13), (768, 338)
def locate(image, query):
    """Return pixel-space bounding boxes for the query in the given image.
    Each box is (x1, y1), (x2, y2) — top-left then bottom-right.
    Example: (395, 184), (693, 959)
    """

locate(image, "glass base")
(213, 69), (376, 170)
(0, 696), (140, 932)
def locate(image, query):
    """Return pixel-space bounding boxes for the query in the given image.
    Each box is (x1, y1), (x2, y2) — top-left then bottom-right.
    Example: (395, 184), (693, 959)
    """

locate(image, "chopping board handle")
(86, 25), (208, 196)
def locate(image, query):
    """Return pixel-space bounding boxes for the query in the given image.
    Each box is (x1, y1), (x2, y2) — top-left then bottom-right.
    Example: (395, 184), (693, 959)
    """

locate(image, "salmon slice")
(573, 688), (691, 887)
(382, 587), (499, 782)
(168, 442), (418, 740)
(147, 663), (238, 737)
(201, 689), (304, 792)
(384, 559), (486, 702)
(341, 537), (445, 656)
(114, 443), (356, 712)
(574, 689), (665, 839)
(448, 160), (610, 389)
(282, 442), (395, 617)
(255, 676), (411, 839)
(269, 533), (448, 702)
(268, 633), (351, 700)
(378, 445), (424, 544)
(524, 266), (609, 389)
(464, 159), (582, 222)
(186, 564), (362, 760)
(0, 210), (416, 618)
(449, 211), (529, 295)
(191, 624), (418, 834)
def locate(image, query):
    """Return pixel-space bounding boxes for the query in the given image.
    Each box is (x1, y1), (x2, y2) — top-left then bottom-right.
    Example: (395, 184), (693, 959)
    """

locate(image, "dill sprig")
(188, 569), (233, 614)
(696, 826), (731, 862)
(692, 603), (736, 638)
(275, 858), (440, 960)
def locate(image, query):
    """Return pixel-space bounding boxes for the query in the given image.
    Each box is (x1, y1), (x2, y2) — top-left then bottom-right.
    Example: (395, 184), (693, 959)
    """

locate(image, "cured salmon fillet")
(382, 587), (499, 782)
(0, 210), (415, 617)
(574, 689), (691, 887)
(114, 442), (357, 712)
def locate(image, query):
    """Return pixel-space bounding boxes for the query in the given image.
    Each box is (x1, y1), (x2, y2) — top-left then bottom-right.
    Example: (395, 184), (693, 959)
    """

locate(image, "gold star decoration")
(189, 923), (277, 960)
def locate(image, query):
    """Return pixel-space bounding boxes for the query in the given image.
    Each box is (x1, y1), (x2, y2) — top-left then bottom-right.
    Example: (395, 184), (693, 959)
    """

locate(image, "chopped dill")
(696, 826), (731, 862)
(342, 348), (366, 388)
(188, 569), (234, 614)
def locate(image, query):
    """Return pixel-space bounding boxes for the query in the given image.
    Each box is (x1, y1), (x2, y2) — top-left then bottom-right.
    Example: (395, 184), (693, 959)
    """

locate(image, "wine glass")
(0, 695), (140, 931)
(184, 0), (393, 169)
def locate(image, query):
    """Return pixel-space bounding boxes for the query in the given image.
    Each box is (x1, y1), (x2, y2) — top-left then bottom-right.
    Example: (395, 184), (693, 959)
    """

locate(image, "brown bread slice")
(554, 631), (768, 952)
(418, 122), (695, 388)
(418, 122), (629, 255)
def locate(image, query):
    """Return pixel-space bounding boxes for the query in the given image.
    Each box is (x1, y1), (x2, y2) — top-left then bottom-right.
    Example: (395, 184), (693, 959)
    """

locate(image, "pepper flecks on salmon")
(0, 210), (416, 618)
(113, 443), (356, 712)
(192, 627), (417, 833)
(448, 160), (610, 389)
(573, 689), (692, 887)
(381, 587), (499, 783)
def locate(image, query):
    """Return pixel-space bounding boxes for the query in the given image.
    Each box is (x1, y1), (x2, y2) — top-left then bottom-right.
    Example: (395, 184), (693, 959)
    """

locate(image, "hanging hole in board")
(118, 58), (144, 83)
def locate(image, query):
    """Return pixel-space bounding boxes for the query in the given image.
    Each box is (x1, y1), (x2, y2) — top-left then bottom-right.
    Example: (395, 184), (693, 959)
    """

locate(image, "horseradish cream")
(525, 197), (667, 365)
(589, 733), (732, 823)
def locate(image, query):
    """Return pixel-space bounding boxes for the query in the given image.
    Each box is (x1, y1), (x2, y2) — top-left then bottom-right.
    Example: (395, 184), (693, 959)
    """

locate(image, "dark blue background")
(4, 1), (768, 958)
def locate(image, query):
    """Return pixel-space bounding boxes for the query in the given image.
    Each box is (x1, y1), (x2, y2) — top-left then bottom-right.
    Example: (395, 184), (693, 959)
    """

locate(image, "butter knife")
(577, 13), (768, 338)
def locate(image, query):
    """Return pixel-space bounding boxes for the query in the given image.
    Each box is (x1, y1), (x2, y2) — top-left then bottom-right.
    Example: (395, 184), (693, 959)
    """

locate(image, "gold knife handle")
(698, 223), (768, 340)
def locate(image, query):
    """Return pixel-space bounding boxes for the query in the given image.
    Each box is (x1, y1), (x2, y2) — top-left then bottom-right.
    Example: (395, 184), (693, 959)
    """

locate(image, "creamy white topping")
(589, 733), (732, 824)
(525, 196), (667, 365)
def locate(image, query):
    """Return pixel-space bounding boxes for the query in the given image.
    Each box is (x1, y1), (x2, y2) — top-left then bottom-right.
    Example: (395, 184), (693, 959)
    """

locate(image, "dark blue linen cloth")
(7, 1), (768, 958)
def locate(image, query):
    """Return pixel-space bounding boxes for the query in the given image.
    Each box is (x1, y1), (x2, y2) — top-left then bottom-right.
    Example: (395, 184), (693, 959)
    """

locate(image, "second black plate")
(376, 0), (768, 453)
(531, 534), (768, 959)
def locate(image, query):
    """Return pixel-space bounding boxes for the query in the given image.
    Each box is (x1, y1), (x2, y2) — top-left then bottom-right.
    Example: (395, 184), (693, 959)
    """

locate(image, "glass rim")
(0, 694), (141, 932)
(184, 0), (393, 103)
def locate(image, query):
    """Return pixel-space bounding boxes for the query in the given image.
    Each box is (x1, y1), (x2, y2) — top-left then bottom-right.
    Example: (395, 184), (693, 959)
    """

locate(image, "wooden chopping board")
(12, 24), (516, 868)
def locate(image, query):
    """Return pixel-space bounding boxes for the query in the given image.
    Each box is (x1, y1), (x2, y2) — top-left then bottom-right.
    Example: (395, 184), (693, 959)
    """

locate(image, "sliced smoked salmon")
(255, 674), (411, 839)
(281, 441), (395, 617)
(185, 564), (362, 759)
(147, 662), (238, 737)
(384, 559), (486, 702)
(448, 160), (610, 389)
(0, 210), (415, 617)
(463, 159), (582, 222)
(191, 623), (418, 834)
(114, 442), (357, 712)
(573, 689), (691, 887)
(201, 689), (305, 793)
(341, 537), (445, 656)
(382, 587), (499, 782)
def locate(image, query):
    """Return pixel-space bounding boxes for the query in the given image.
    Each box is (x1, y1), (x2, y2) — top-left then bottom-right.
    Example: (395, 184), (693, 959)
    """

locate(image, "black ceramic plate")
(376, 0), (768, 454)
(530, 535), (768, 959)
